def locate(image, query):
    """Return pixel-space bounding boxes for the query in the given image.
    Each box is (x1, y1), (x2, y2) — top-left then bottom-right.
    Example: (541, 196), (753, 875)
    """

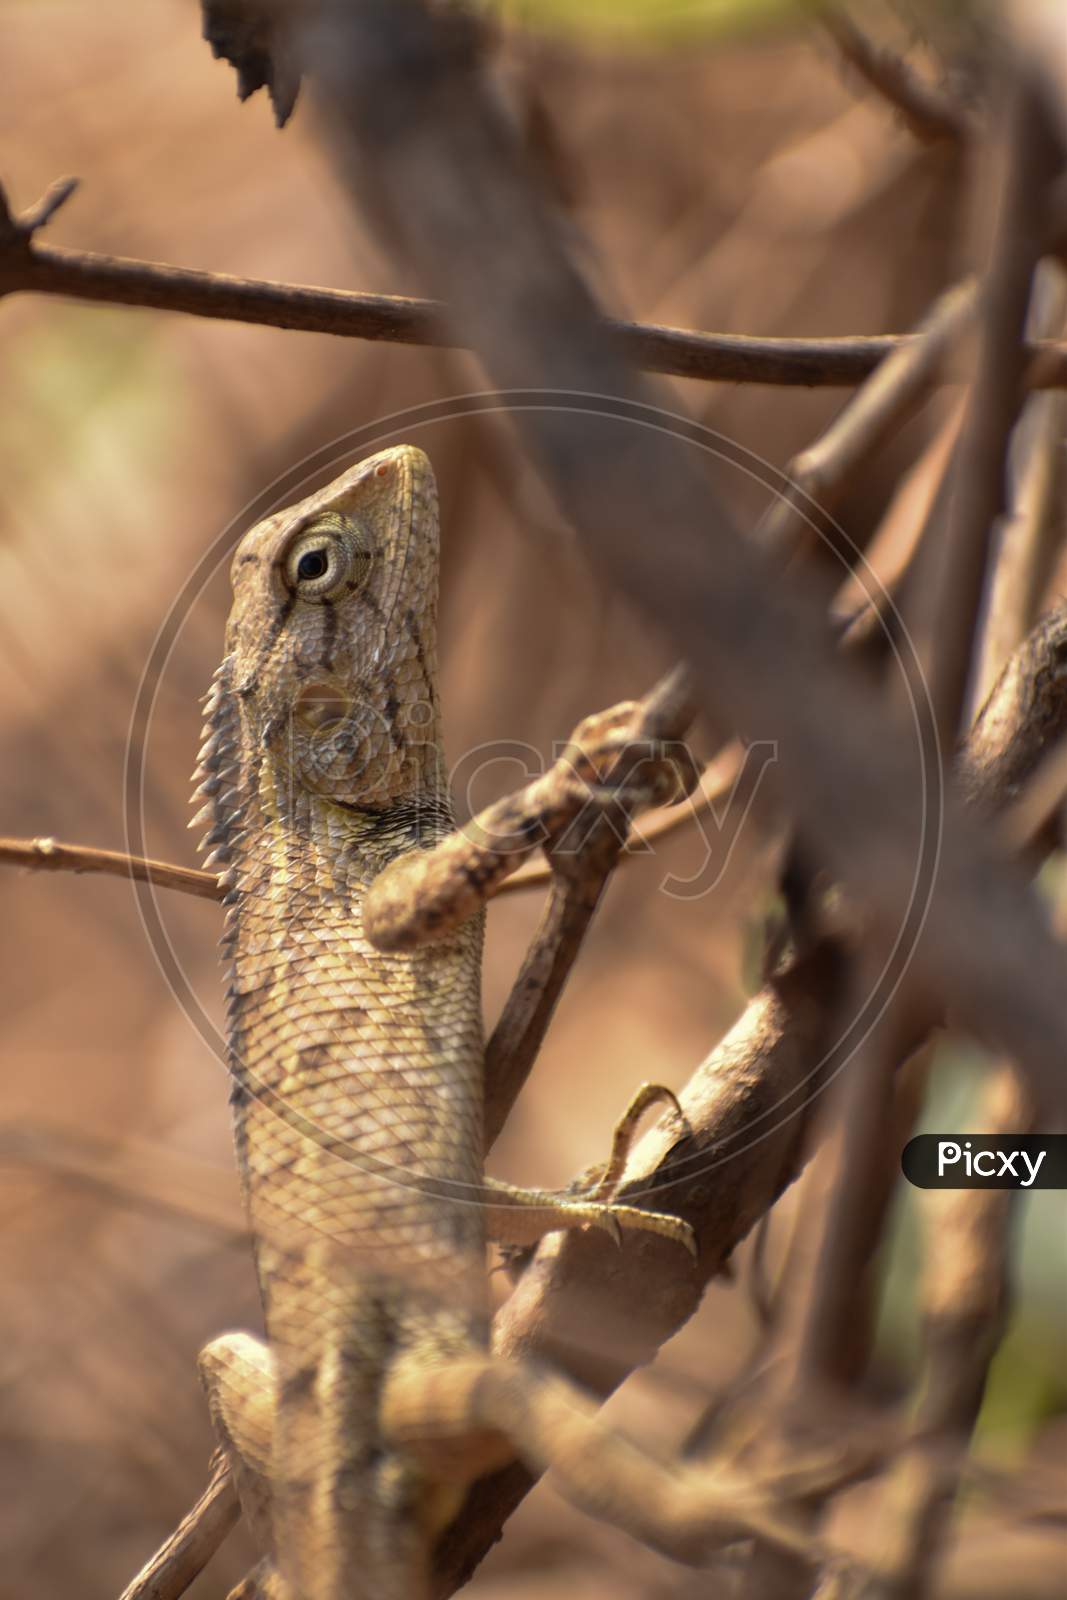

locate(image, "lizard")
(193, 443), (824, 1600)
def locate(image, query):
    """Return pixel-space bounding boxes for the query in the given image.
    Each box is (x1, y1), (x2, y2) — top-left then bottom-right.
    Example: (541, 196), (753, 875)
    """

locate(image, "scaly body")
(196, 448), (491, 1596)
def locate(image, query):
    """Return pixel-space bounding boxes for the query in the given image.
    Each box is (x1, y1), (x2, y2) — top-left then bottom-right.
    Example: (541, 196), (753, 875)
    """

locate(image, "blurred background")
(0, 1), (1062, 1596)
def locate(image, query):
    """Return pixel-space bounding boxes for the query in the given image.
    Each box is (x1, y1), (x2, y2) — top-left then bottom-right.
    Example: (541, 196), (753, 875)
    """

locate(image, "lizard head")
(216, 443), (445, 810)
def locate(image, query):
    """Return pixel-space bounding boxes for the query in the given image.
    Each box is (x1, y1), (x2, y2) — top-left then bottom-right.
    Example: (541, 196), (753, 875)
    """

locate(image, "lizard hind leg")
(198, 1332), (280, 1584)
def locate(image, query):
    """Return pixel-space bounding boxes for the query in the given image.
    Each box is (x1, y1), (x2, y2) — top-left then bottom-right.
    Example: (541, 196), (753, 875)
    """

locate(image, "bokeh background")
(0, 2), (1062, 1596)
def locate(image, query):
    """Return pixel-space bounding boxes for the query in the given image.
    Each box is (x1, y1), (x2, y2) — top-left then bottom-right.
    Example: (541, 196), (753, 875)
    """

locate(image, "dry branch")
(300, 0), (1067, 1135)
(872, 1066), (1036, 1598)
(757, 278), (976, 558)
(439, 603), (1067, 1588)
(484, 665), (696, 1144)
(0, 835), (222, 900)
(3, 179), (1067, 390)
(974, 261), (1067, 707)
(117, 1450), (240, 1600)
(918, 78), (1061, 741)
(814, 3), (974, 144)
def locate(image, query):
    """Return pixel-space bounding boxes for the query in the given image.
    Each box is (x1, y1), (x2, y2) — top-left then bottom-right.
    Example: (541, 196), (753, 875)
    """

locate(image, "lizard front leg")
(365, 703), (699, 1260)
(363, 700), (697, 953)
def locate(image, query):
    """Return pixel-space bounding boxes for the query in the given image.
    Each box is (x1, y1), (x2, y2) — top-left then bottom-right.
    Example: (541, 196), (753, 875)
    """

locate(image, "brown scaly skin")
(194, 446), (832, 1600)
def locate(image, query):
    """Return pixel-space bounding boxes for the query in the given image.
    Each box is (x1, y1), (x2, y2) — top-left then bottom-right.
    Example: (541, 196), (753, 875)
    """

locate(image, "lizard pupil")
(297, 549), (329, 582)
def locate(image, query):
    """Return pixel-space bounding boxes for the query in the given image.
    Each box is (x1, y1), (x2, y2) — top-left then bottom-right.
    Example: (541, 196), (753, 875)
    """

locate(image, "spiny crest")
(190, 655), (246, 955)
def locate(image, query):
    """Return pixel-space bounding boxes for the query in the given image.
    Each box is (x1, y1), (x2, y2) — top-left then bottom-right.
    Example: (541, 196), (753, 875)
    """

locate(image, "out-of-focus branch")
(436, 604), (1067, 1590)
(117, 1449), (240, 1600)
(814, 3), (975, 144)
(974, 261), (1067, 707)
(757, 278), (976, 558)
(917, 78), (1061, 741)
(301, 1), (1067, 1127)
(871, 1065), (1035, 1599)
(1011, 0), (1067, 151)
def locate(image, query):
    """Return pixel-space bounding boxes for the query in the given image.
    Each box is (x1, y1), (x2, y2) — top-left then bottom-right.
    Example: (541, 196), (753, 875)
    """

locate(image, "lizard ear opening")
(283, 518), (374, 601)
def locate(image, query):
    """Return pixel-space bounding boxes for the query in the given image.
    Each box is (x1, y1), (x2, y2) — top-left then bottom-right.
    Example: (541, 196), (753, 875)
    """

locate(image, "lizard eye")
(283, 522), (373, 599)
(297, 548), (328, 581)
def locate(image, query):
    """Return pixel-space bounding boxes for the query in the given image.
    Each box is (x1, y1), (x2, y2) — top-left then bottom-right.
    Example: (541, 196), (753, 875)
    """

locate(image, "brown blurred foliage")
(0, 3), (1062, 1598)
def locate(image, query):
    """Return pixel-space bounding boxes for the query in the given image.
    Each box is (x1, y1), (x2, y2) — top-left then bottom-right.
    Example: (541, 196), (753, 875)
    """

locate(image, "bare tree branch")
(3, 178), (1067, 389)
(437, 601), (1067, 1589)
(117, 1449), (240, 1600)
(757, 278), (976, 557)
(814, 3), (975, 145)
(0, 835), (222, 900)
(917, 76), (1062, 741)
(870, 1065), (1035, 1598)
(974, 261), (1067, 707)
(484, 665), (703, 1143)
(298, 0), (1067, 1136)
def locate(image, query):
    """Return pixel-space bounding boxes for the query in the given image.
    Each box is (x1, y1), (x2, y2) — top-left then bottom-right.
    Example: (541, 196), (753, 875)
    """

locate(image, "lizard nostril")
(376, 462), (391, 478)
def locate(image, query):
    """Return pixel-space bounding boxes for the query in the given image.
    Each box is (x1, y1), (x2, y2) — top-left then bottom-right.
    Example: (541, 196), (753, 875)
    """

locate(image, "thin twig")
(814, 4), (974, 145)
(117, 1449), (240, 1600)
(3, 181), (1067, 390)
(0, 836), (222, 900)
(14, 175), (80, 236)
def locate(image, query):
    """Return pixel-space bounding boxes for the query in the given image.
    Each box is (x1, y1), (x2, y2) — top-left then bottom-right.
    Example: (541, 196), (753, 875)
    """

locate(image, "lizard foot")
(556, 701), (701, 818)
(485, 1178), (697, 1258)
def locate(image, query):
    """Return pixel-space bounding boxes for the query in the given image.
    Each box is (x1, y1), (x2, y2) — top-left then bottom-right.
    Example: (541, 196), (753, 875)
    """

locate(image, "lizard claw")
(578, 1200), (697, 1259)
